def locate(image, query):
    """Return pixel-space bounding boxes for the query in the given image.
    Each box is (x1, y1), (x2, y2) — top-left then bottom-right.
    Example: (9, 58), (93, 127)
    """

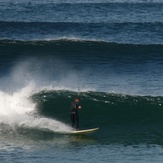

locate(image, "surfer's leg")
(75, 114), (79, 130)
(70, 113), (75, 127)
(76, 121), (79, 130)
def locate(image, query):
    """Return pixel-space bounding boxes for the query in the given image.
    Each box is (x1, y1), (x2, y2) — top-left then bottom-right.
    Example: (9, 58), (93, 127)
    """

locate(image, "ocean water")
(1, 0), (163, 162)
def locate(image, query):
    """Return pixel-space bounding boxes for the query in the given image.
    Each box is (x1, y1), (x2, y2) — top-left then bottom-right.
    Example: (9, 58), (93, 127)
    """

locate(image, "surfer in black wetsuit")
(70, 98), (81, 130)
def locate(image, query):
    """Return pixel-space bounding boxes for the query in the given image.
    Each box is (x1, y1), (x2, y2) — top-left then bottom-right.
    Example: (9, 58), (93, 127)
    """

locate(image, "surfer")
(70, 98), (82, 130)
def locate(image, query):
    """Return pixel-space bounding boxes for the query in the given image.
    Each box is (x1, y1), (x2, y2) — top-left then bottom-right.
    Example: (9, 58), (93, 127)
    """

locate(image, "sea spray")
(0, 83), (72, 134)
(0, 55), (92, 134)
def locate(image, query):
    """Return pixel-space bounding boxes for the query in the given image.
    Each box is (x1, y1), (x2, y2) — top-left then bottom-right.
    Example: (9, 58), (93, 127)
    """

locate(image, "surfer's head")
(74, 98), (80, 103)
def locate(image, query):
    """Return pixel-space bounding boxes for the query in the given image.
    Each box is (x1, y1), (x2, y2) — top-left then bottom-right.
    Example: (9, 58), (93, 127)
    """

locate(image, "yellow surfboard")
(70, 128), (99, 135)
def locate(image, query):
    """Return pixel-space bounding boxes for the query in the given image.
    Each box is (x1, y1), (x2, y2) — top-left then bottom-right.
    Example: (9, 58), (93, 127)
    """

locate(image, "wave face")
(33, 90), (163, 126)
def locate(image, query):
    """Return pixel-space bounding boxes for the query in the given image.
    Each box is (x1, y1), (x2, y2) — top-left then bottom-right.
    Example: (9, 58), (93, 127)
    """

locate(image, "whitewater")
(0, 58), (76, 135)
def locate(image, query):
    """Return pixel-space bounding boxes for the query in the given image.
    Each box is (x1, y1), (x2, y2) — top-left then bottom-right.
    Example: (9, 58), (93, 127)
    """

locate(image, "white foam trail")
(0, 82), (72, 133)
(19, 116), (72, 133)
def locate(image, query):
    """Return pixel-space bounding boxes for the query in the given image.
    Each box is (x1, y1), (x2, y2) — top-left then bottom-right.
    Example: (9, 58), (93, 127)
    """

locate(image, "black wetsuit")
(70, 102), (80, 129)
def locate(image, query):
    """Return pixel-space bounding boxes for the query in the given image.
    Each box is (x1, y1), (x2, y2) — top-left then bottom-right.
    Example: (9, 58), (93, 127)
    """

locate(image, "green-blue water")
(1, 0), (163, 162)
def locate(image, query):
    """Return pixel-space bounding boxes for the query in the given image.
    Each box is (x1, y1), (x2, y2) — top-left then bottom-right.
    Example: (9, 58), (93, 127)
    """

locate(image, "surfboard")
(70, 127), (99, 135)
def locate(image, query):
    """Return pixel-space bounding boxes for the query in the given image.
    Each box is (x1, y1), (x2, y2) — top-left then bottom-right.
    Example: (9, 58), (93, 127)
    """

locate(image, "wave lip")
(1, 38), (163, 46)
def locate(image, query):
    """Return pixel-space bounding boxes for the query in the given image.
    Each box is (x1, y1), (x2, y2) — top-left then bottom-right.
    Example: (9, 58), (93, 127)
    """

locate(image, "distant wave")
(1, 20), (163, 26)
(1, 20), (163, 44)
(0, 38), (163, 97)
(1, 38), (163, 46)
(1, 39), (163, 62)
(1, 0), (162, 4)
